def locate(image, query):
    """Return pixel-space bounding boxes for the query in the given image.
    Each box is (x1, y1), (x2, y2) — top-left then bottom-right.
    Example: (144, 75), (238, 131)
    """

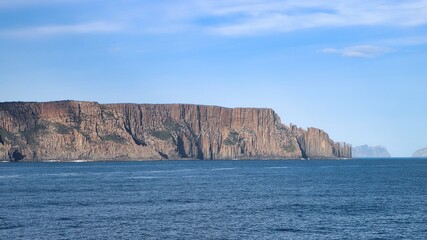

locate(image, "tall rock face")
(352, 145), (391, 158)
(290, 125), (352, 159)
(413, 147), (427, 157)
(0, 101), (351, 161)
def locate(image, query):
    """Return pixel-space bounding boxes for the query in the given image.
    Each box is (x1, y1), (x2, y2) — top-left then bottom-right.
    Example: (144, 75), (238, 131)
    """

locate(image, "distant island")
(413, 147), (427, 157)
(352, 145), (391, 158)
(0, 101), (351, 161)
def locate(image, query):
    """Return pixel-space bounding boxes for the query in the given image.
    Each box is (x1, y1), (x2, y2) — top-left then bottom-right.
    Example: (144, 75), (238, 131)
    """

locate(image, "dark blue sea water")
(1, 159), (426, 239)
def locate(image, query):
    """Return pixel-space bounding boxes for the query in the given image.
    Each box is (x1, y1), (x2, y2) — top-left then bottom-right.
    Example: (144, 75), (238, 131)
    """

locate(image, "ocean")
(1, 159), (426, 239)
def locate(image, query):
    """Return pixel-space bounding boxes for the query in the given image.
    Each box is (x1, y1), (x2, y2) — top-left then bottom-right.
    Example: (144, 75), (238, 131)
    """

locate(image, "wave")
(0, 175), (21, 179)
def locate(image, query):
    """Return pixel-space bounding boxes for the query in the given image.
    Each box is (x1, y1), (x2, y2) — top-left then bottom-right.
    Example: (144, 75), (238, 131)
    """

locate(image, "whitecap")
(44, 173), (81, 177)
(211, 168), (235, 171)
(128, 176), (161, 179)
(147, 168), (195, 173)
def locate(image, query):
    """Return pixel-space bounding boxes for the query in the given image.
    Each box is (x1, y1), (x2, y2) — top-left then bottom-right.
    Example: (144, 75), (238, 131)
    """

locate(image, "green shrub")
(53, 123), (74, 134)
(282, 139), (297, 152)
(0, 128), (18, 144)
(101, 134), (127, 143)
(151, 130), (171, 140)
(223, 130), (241, 146)
(22, 123), (47, 147)
(163, 119), (180, 132)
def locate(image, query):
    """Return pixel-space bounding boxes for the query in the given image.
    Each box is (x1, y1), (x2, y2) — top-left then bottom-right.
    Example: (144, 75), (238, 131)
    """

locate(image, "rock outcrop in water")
(0, 101), (351, 161)
(413, 147), (427, 157)
(352, 145), (391, 158)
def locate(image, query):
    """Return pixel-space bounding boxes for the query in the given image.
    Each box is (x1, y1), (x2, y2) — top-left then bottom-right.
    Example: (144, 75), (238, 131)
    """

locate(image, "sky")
(0, 0), (426, 156)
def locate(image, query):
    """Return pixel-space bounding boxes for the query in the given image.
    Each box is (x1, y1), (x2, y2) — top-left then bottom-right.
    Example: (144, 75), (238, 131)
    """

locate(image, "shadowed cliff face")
(0, 101), (351, 161)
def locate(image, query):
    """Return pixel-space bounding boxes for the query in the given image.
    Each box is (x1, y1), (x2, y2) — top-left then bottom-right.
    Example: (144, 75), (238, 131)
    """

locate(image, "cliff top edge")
(0, 100), (277, 112)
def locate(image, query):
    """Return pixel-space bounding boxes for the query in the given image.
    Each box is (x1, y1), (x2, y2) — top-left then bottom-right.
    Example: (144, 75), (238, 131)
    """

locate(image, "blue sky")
(1, 0), (426, 156)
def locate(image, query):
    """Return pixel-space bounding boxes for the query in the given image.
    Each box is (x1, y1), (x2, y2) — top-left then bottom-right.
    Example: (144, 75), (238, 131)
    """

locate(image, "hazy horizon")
(1, 0), (426, 156)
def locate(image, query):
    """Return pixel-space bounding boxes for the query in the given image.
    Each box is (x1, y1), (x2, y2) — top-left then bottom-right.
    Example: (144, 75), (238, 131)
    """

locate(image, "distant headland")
(352, 145), (391, 158)
(0, 101), (351, 161)
(413, 147), (427, 157)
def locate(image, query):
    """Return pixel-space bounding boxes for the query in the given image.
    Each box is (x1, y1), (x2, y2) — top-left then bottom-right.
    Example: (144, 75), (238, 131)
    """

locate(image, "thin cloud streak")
(321, 34), (427, 58)
(209, 12), (345, 36)
(1, 22), (121, 37)
(321, 45), (390, 58)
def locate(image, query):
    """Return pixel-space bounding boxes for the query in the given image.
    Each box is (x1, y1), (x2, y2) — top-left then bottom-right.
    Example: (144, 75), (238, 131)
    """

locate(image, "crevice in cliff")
(195, 136), (204, 160)
(68, 105), (82, 127)
(176, 136), (188, 158)
(295, 137), (308, 159)
(196, 106), (202, 132)
(209, 143), (213, 160)
(95, 123), (100, 138)
(157, 151), (168, 160)
(0, 134), (4, 145)
(139, 109), (143, 126)
(197, 146), (204, 160)
(124, 123), (146, 146)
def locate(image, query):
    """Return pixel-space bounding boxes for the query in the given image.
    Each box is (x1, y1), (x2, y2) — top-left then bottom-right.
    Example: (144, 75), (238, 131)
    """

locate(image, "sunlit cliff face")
(0, 101), (350, 161)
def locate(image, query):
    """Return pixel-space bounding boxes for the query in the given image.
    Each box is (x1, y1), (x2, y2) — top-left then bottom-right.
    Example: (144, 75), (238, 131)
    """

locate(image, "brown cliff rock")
(0, 101), (351, 161)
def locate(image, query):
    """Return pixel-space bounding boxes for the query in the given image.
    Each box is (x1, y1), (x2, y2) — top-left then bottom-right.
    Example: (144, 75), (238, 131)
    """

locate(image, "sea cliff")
(0, 101), (351, 161)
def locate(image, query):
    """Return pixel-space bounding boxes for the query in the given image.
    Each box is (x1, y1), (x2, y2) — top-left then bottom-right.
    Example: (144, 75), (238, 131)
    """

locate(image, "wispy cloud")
(320, 45), (390, 58)
(196, 0), (427, 36)
(209, 12), (345, 36)
(2, 0), (427, 37)
(1, 22), (120, 37)
(320, 33), (427, 58)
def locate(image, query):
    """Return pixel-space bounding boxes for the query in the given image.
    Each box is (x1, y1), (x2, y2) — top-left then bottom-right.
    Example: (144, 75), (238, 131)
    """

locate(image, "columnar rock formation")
(0, 101), (351, 161)
(290, 125), (352, 159)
